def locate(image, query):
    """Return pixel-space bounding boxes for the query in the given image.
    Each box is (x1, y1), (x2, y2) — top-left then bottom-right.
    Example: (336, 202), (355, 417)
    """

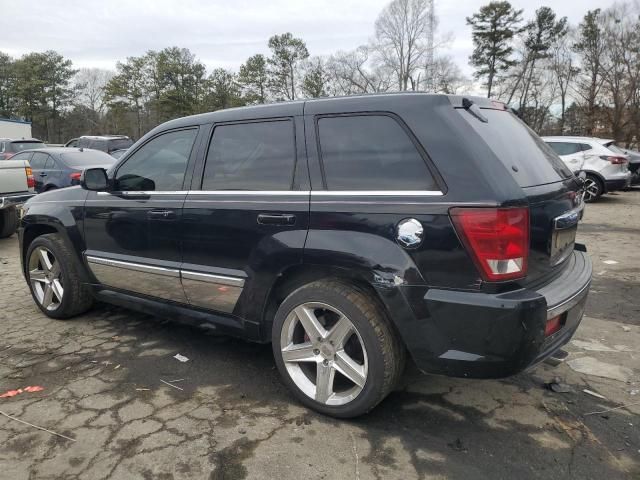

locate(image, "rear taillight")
(25, 167), (35, 189)
(70, 172), (82, 181)
(600, 155), (628, 165)
(450, 207), (530, 282)
(544, 314), (563, 337)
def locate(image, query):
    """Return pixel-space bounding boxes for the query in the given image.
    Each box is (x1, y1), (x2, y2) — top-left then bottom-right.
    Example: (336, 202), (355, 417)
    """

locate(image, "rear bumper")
(377, 248), (591, 379)
(0, 192), (34, 210)
(604, 174), (632, 192)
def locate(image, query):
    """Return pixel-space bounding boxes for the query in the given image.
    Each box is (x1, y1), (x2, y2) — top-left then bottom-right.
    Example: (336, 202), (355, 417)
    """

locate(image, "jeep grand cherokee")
(19, 94), (591, 418)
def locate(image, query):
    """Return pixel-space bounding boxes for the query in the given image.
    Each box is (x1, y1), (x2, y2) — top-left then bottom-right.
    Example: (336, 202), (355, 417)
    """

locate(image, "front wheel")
(272, 279), (405, 418)
(25, 234), (93, 319)
(583, 174), (603, 203)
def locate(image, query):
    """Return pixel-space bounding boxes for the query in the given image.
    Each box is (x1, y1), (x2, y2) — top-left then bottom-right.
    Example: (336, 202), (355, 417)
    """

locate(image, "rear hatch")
(453, 99), (584, 285)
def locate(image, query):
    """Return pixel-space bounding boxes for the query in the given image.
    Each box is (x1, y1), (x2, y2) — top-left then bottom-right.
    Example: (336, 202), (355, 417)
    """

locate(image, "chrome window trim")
(181, 270), (245, 287)
(311, 190), (443, 196)
(86, 256), (180, 278)
(95, 189), (444, 197)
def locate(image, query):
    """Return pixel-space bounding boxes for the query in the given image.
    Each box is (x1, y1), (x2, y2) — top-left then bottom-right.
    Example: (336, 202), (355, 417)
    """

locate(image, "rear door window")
(317, 115), (438, 191)
(546, 142), (582, 156)
(457, 109), (572, 187)
(30, 152), (48, 170)
(202, 120), (296, 190)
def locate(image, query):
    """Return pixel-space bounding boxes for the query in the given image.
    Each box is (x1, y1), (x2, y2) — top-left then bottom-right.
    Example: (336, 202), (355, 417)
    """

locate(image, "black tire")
(25, 233), (93, 319)
(0, 207), (18, 238)
(584, 174), (603, 203)
(272, 279), (405, 418)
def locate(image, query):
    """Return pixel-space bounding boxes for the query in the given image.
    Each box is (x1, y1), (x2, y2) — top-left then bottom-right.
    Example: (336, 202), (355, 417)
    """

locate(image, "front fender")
(20, 189), (88, 280)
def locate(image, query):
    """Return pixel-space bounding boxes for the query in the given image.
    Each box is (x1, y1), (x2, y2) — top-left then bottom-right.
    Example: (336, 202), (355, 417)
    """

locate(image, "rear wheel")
(272, 279), (405, 418)
(25, 234), (93, 319)
(0, 207), (18, 238)
(584, 174), (603, 203)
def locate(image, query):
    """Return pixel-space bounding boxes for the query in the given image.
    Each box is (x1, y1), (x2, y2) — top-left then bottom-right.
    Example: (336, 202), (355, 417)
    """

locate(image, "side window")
(317, 115), (437, 191)
(580, 143), (593, 151)
(30, 152), (48, 169)
(115, 128), (197, 191)
(43, 155), (55, 170)
(10, 152), (31, 161)
(202, 120), (295, 190)
(547, 142), (581, 156)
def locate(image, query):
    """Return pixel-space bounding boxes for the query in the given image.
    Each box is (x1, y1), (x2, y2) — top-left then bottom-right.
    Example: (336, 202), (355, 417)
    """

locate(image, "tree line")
(0, 0), (638, 147)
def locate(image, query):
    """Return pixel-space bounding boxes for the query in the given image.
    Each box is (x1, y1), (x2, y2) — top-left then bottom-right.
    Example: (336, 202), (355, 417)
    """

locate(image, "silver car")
(543, 136), (632, 202)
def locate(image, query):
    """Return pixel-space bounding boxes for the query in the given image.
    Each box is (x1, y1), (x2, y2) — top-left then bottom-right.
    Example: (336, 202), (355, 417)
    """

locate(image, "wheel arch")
(583, 170), (606, 192)
(21, 216), (89, 282)
(260, 263), (405, 345)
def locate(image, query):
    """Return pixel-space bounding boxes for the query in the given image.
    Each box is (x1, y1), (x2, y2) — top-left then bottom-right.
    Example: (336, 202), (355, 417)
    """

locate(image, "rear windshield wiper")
(462, 98), (488, 123)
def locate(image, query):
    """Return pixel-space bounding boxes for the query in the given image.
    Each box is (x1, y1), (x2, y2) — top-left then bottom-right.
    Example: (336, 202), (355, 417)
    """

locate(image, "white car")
(542, 136), (632, 202)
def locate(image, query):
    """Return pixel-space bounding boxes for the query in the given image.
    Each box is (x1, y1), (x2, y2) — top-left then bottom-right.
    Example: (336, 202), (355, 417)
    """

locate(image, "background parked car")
(604, 142), (640, 184)
(543, 136), (631, 202)
(76, 135), (133, 154)
(10, 147), (116, 193)
(0, 138), (46, 160)
(65, 138), (79, 147)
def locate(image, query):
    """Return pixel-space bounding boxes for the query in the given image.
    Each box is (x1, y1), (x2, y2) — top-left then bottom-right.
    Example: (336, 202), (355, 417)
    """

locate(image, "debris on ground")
(567, 357), (633, 382)
(602, 260), (619, 265)
(160, 379), (184, 391)
(0, 410), (75, 442)
(173, 353), (189, 362)
(584, 401), (640, 416)
(622, 326), (631, 332)
(448, 438), (467, 452)
(630, 390), (639, 396)
(545, 378), (573, 393)
(583, 389), (607, 400)
(0, 386), (45, 398)
(135, 388), (150, 391)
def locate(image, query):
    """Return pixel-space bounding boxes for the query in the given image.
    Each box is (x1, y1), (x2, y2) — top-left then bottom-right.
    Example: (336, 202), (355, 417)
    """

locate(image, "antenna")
(425, 0), (435, 92)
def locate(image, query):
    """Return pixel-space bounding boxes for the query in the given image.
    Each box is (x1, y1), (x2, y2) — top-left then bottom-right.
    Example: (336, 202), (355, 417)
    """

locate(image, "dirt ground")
(0, 189), (639, 480)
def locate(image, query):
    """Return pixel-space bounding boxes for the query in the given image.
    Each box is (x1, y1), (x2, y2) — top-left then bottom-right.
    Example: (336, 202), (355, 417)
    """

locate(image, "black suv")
(19, 94), (591, 418)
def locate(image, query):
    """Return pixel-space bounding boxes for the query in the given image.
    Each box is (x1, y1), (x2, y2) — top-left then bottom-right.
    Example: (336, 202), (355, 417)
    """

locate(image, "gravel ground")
(0, 190), (639, 480)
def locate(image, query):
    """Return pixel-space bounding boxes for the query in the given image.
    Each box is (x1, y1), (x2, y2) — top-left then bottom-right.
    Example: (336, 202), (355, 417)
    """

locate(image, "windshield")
(456, 108), (573, 187)
(61, 150), (116, 168)
(11, 141), (45, 152)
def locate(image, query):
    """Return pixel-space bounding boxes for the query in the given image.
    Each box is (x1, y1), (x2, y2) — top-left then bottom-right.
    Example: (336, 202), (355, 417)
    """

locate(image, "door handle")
(257, 213), (296, 225)
(147, 209), (176, 219)
(39, 172), (47, 177)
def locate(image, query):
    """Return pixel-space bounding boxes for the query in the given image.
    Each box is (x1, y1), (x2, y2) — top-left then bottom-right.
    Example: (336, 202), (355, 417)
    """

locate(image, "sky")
(0, 0), (609, 77)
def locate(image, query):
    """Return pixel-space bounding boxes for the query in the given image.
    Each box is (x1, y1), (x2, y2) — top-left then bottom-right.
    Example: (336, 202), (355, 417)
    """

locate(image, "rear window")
(317, 115), (437, 191)
(61, 150), (116, 168)
(457, 108), (572, 187)
(108, 138), (133, 151)
(10, 141), (45, 152)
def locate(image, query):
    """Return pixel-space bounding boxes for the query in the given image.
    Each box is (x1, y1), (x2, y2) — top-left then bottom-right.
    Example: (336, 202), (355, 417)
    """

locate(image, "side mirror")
(81, 168), (109, 191)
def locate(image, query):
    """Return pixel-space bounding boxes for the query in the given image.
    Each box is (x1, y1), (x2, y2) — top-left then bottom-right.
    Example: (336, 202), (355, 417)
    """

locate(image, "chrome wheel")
(280, 302), (368, 406)
(28, 246), (63, 311)
(583, 177), (601, 202)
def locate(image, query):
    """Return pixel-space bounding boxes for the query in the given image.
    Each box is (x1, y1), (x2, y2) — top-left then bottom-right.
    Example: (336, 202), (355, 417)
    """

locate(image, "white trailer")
(0, 118), (32, 139)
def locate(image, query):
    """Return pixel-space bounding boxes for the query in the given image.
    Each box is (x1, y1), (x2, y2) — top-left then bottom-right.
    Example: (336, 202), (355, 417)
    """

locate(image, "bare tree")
(550, 33), (578, 134)
(75, 68), (114, 114)
(431, 55), (470, 94)
(373, 0), (433, 91)
(326, 47), (393, 95)
(599, 3), (640, 142)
